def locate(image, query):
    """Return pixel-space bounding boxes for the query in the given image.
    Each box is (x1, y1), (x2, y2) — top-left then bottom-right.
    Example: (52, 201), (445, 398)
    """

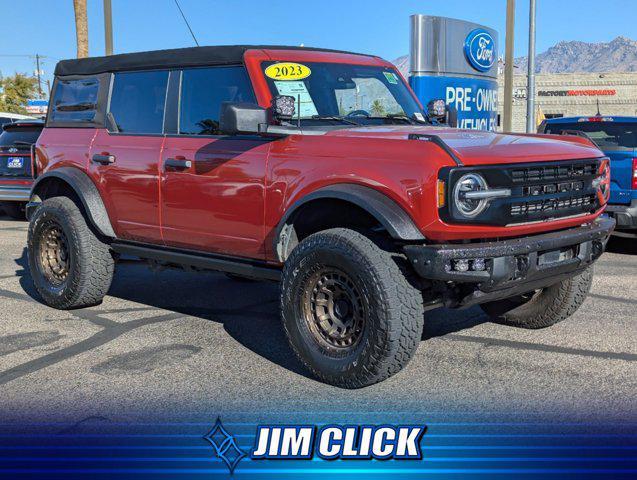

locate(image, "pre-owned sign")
(409, 16), (498, 131)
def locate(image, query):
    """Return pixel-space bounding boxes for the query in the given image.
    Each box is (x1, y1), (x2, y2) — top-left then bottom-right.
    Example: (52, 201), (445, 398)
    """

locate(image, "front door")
(160, 66), (270, 258)
(89, 70), (169, 243)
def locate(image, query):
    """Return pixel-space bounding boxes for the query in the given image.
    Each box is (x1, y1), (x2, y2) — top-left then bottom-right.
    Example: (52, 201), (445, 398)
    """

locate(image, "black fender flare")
(274, 183), (425, 261)
(29, 167), (116, 238)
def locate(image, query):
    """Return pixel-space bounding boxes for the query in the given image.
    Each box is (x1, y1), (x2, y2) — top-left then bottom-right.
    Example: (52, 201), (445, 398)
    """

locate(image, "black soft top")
(54, 45), (374, 76)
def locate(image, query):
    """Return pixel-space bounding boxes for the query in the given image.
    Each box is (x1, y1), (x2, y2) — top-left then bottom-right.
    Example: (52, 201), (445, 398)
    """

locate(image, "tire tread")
(481, 267), (593, 329)
(28, 196), (114, 309)
(281, 228), (424, 388)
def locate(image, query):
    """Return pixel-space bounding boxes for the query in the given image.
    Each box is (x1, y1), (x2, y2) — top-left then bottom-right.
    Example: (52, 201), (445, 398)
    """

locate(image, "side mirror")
(219, 102), (268, 135)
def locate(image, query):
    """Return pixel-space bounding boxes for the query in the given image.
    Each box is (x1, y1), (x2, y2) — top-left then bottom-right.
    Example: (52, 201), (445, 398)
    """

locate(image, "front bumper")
(605, 200), (637, 232)
(0, 185), (31, 202)
(404, 216), (615, 308)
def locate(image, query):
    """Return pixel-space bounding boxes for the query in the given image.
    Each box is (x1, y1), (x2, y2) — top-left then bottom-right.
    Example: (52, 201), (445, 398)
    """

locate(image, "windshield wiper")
(560, 129), (599, 147)
(310, 115), (360, 126)
(364, 115), (424, 125)
(12, 141), (34, 146)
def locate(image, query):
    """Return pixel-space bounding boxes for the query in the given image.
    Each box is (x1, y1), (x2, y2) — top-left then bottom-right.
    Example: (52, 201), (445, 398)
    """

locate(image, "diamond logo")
(203, 417), (247, 474)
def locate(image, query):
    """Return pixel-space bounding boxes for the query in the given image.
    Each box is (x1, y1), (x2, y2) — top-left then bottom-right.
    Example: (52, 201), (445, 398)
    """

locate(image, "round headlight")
(453, 173), (489, 218)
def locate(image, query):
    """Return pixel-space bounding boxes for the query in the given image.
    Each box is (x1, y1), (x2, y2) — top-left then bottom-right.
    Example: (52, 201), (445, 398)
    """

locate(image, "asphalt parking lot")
(0, 213), (635, 425)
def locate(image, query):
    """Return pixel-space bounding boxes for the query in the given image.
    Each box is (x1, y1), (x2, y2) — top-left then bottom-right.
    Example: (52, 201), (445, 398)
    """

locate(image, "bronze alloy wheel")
(38, 223), (71, 286)
(302, 267), (366, 350)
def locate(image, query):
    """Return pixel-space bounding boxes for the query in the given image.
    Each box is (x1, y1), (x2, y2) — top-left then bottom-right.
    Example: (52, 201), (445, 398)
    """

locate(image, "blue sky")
(1, 0), (636, 91)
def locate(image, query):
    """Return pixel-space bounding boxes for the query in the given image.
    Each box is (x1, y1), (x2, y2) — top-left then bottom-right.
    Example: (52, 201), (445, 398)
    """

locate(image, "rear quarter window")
(49, 77), (100, 123)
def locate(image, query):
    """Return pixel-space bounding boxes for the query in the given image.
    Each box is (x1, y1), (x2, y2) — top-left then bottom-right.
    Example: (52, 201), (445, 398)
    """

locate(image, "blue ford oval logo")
(464, 29), (495, 72)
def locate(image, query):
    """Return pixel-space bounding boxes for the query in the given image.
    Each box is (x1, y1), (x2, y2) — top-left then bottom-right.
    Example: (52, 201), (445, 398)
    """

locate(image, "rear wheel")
(28, 197), (115, 309)
(480, 266), (593, 329)
(1, 202), (26, 220)
(281, 228), (424, 388)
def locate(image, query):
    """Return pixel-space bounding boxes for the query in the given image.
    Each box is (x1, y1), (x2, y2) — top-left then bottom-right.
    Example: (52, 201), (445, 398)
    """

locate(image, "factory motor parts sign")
(538, 89), (617, 96)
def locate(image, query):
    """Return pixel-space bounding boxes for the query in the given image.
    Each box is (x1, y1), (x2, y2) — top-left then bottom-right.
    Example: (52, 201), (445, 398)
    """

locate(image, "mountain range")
(392, 36), (637, 75)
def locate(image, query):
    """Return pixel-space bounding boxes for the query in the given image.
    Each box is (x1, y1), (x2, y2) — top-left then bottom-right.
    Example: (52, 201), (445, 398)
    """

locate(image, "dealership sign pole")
(104, 0), (113, 55)
(503, 0), (516, 132)
(526, 0), (537, 132)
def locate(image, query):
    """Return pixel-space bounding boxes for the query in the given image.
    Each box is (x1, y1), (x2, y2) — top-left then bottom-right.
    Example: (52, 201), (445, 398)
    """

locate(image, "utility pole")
(73, 0), (89, 58)
(35, 53), (43, 98)
(526, 0), (537, 133)
(104, 0), (113, 55)
(503, 0), (515, 132)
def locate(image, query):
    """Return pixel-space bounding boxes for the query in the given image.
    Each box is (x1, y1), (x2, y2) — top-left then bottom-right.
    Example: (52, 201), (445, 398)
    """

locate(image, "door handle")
(92, 153), (116, 165)
(165, 158), (192, 170)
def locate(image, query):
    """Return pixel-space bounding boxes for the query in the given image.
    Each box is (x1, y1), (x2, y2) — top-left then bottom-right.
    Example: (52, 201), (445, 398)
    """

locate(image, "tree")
(370, 99), (385, 117)
(73, 0), (89, 58)
(0, 74), (39, 114)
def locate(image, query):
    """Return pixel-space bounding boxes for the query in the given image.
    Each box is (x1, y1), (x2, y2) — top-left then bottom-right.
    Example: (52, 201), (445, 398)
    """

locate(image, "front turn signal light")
(437, 180), (446, 208)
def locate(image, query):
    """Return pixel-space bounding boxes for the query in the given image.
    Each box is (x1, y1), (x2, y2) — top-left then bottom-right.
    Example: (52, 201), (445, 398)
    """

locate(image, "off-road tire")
(480, 266), (594, 329)
(28, 196), (115, 309)
(281, 228), (424, 388)
(1, 201), (26, 220)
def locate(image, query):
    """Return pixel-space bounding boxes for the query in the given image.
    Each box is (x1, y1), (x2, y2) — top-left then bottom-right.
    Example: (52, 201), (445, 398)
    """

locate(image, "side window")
(50, 77), (100, 123)
(109, 71), (168, 134)
(179, 66), (255, 135)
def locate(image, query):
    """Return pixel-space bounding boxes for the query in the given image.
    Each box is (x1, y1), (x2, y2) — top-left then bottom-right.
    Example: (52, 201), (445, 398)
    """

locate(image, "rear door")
(543, 120), (637, 204)
(160, 65), (270, 258)
(90, 70), (169, 243)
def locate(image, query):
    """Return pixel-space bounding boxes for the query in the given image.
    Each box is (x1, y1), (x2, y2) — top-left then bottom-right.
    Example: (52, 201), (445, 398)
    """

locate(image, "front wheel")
(280, 228), (425, 388)
(480, 266), (594, 329)
(28, 197), (115, 309)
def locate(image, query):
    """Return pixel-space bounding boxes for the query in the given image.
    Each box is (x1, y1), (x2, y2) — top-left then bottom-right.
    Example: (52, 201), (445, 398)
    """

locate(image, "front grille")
(511, 194), (594, 217)
(510, 161), (597, 184)
(441, 158), (604, 226)
(504, 160), (600, 224)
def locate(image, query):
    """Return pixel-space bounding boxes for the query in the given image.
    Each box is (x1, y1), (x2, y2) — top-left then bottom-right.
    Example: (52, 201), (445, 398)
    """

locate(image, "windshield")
(544, 121), (637, 151)
(262, 61), (424, 125)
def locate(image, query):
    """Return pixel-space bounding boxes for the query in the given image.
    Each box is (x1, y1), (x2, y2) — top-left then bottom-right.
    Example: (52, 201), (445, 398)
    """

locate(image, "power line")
(173, 0), (199, 46)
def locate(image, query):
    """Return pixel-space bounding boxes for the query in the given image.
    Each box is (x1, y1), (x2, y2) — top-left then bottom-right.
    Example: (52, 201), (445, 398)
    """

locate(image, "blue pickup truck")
(539, 116), (637, 237)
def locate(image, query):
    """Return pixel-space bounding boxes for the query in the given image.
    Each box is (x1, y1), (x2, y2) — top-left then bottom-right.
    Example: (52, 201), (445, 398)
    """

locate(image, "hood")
(325, 126), (604, 166)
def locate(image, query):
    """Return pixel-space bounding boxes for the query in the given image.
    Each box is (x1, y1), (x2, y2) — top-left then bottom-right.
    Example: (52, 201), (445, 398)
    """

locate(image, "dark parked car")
(0, 120), (43, 219)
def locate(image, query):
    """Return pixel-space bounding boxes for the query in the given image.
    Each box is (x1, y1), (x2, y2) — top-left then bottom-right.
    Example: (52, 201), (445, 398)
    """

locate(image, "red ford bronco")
(27, 46), (614, 388)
